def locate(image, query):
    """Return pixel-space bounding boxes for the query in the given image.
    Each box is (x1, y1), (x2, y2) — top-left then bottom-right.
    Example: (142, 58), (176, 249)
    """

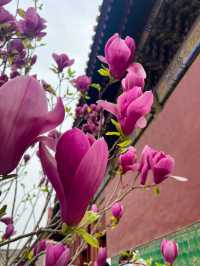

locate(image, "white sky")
(1, 0), (103, 250)
(8, 0), (102, 83)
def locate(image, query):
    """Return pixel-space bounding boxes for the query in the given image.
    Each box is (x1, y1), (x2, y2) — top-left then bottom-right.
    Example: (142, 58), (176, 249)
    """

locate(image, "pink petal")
(97, 100), (118, 117)
(170, 175), (188, 182)
(128, 63), (146, 79)
(63, 138), (108, 225)
(55, 248), (70, 266)
(38, 143), (65, 217)
(97, 55), (107, 64)
(55, 128), (90, 194)
(123, 91), (153, 134)
(0, 76), (64, 174)
(104, 33), (119, 62)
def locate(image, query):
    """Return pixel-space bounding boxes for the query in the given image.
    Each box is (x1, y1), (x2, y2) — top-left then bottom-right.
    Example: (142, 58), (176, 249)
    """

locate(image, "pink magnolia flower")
(73, 75), (91, 92)
(119, 147), (138, 174)
(1, 217), (15, 240)
(52, 53), (74, 72)
(111, 202), (124, 219)
(0, 0), (12, 6)
(1, 216), (13, 225)
(0, 76), (65, 175)
(94, 247), (107, 266)
(45, 243), (70, 266)
(98, 33), (136, 79)
(139, 145), (175, 185)
(2, 224), (15, 239)
(33, 239), (46, 256)
(122, 63), (146, 91)
(161, 239), (178, 265)
(0, 7), (15, 25)
(17, 7), (46, 38)
(38, 128), (108, 226)
(98, 87), (153, 135)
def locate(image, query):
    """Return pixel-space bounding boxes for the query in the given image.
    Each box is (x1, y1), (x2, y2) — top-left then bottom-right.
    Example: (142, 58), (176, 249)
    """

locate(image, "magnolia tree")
(0, 1), (186, 266)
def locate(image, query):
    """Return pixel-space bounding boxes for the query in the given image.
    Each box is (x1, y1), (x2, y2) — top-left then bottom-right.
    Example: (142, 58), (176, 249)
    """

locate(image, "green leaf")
(0, 205), (7, 219)
(67, 67), (75, 78)
(80, 211), (99, 227)
(17, 8), (25, 18)
(111, 119), (122, 133)
(98, 68), (110, 77)
(118, 138), (132, 148)
(75, 228), (99, 248)
(106, 131), (120, 136)
(90, 83), (101, 92)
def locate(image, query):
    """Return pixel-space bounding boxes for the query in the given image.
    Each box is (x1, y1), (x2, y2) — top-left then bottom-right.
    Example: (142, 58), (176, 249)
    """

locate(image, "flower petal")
(97, 100), (118, 117)
(63, 138), (108, 225)
(38, 143), (65, 216)
(0, 76), (64, 174)
(55, 128), (90, 194)
(55, 248), (70, 266)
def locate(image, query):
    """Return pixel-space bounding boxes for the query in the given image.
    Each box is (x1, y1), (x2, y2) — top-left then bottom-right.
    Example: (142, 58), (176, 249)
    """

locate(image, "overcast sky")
(8, 0), (102, 83)
(1, 0), (103, 248)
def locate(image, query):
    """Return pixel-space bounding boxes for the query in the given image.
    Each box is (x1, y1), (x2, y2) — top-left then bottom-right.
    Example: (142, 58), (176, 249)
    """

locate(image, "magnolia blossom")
(94, 247), (107, 266)
(161, 239), (178, 265)
(139, 145), (175, 185)
(17, 7), (46, 38)
(73, 75), (91, 92)
(122, 63), (146, 91)
(45, 243), (70, 266)
(52, 53), (74, 72)
(1, 216), (15, 240)
(39, 128), (108, 226)
(98, 87), (153, 135)
(111, 202), (124, 219)
(0, 7), (15, 25)
(0, 76), (65, 174)
(7, 39), (26, 69)
(119, 147), (138, 174)
(33, 240), (46, 256)
(98, 33), (135, 79)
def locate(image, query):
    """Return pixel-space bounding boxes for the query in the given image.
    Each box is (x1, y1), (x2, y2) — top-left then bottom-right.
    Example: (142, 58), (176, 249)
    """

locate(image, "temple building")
(85, 0), (200, 265)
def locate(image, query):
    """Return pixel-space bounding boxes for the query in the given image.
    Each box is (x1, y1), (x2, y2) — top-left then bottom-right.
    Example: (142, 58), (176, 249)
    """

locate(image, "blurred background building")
(84, 0), (200, 265)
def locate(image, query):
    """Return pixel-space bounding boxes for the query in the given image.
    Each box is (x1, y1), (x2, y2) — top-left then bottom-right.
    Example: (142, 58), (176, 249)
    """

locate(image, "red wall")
(105, 54), (200, 257)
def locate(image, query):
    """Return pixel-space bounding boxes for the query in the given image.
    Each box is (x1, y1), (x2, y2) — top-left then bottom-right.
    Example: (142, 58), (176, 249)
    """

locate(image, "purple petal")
(0, 76), (64, 174)
(97, 100), (118, 117)
(63, 138), (108, 225)
(55, 248), (70, 266)
(55, 128), (90, 195)
(38, 143), (65, 218)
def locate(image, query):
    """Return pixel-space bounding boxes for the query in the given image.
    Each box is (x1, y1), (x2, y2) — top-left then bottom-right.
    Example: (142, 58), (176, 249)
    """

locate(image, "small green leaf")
(75, 228), (99, 248)
(98, 68), (110, 77)
(111, 119), (121, 131)
(80, 211), (99, 227)
(106, 131), (120, 136)
(67, 67), (76, 78)
(17, 8), (25, 18)
(90, 83), (101, 92)
(118, 138), (132, 148)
